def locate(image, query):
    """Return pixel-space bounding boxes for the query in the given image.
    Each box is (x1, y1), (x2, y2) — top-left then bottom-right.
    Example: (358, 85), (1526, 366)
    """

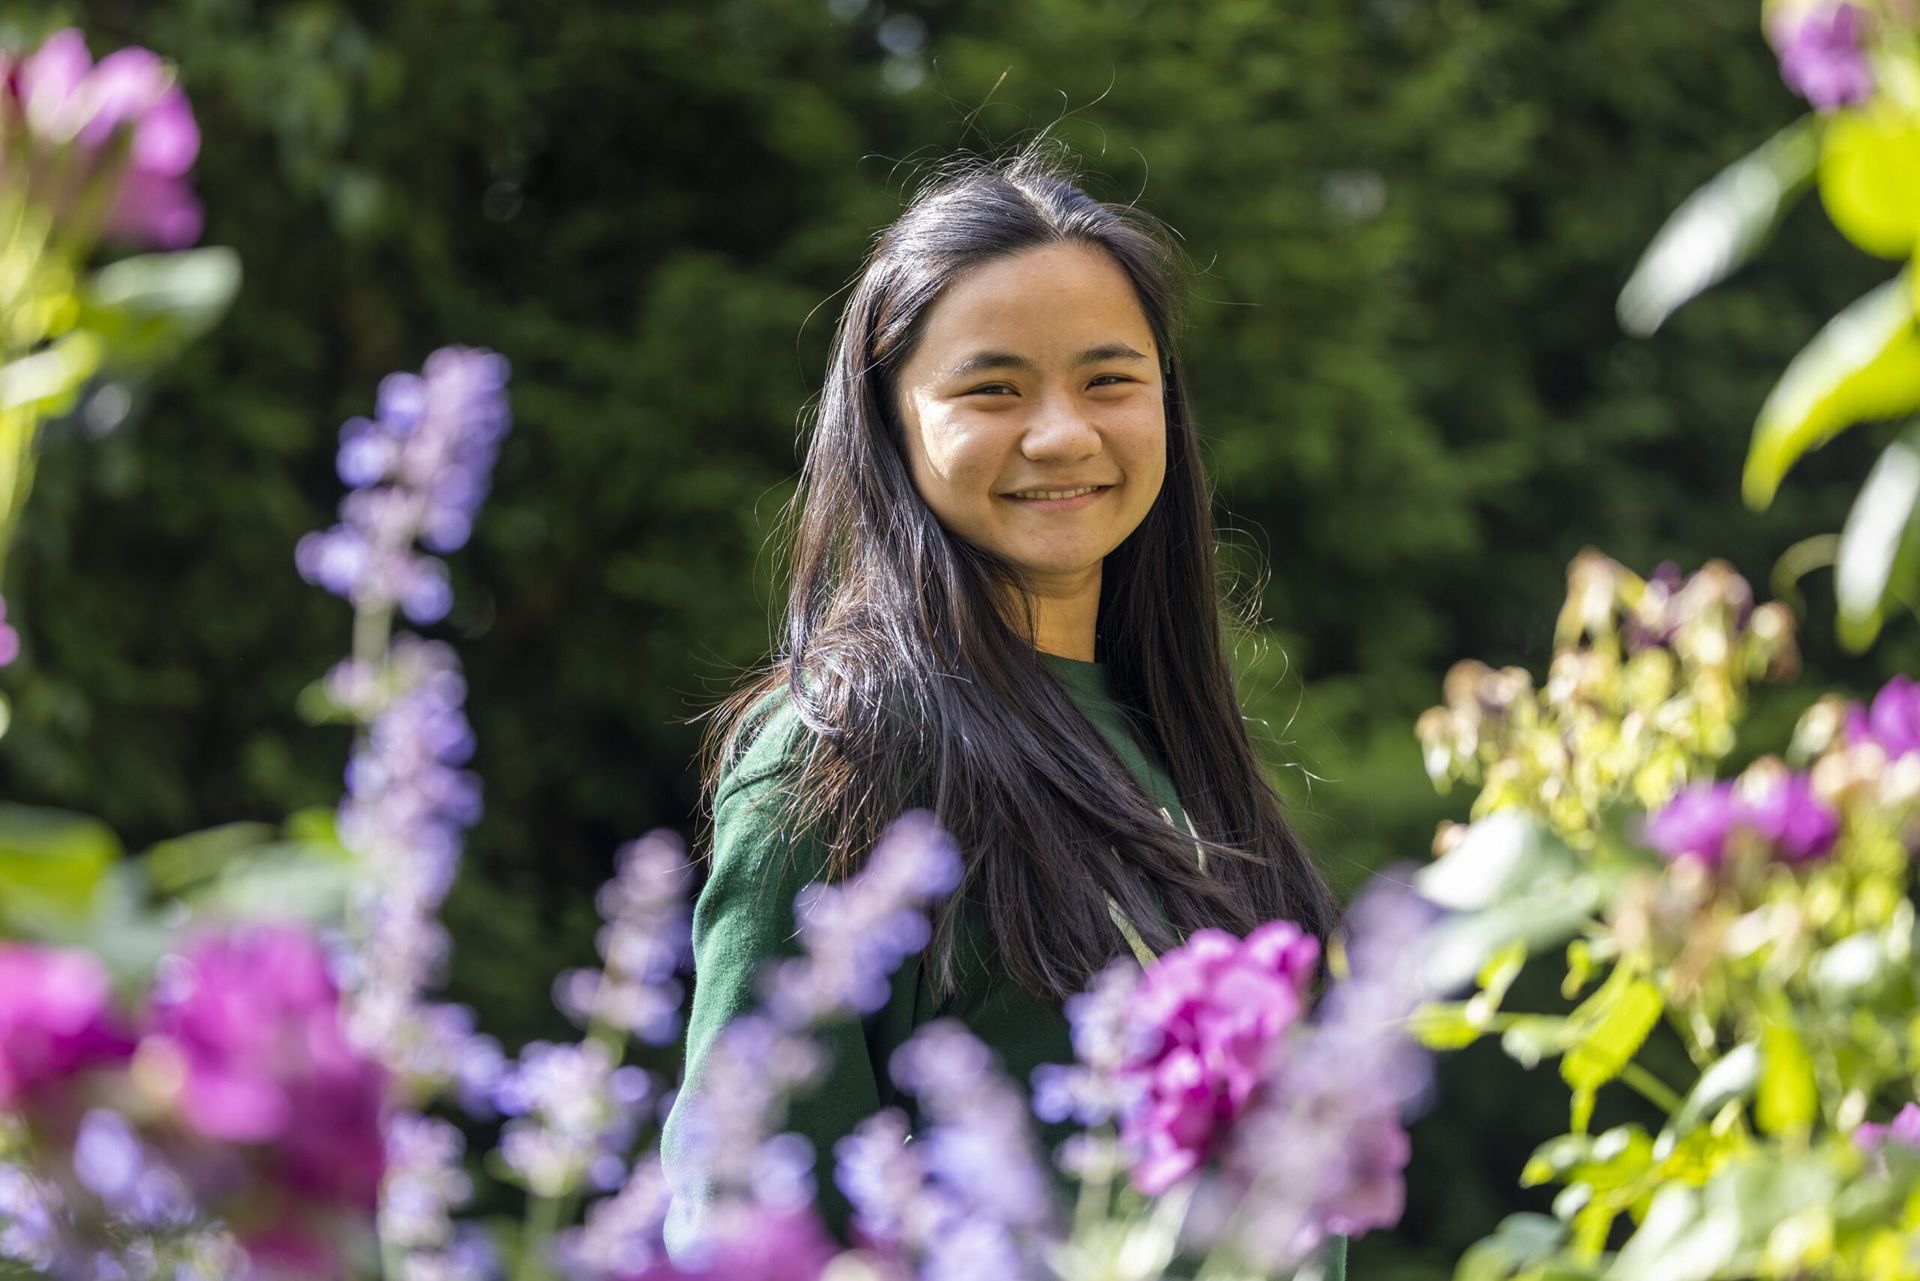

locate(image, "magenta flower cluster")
(0, 944), (134, 1108)
(1115, 922), (1320, 1194)
(1847, 674), (1920, 760)
(0, 925), (389, 1276)
(1642, 773), (1840, 868)
(1855, 1102), (1920, 1155)
(1769, 2), (1875, 111)
(0, 28), (202, 248)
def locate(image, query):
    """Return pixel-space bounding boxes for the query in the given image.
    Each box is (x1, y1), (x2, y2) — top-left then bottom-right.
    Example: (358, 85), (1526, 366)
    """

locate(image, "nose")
(1020, 393), (1101, 462)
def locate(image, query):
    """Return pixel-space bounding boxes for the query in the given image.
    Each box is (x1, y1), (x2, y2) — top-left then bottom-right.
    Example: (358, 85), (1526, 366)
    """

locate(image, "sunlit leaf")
(1417, 810), (1581, 911)
(1756, 1005), (1817, 1139)
(1410, 1001), (1487, 1050)
(1618, 118), (1818, 335)
(0, 803), (122, 928)
(1653, 1043), (1758, 1161)
(1453, 1212), (1568, 1281)
(0, 331), (102, 414)
(1833, 421), (1920, 652)
(1818, 106), (1920, 260)
(1744, 273), (1920, 510)
(83, 247), (242, 355)
(1562, 970), (1663, 1097)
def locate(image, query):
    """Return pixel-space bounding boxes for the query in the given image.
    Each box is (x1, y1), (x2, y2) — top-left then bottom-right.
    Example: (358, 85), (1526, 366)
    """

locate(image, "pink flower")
(1769, 2), (1876, 112)
(1116, 922), (1320, 1194)
(623, 1209), (838, 1280)
(1641, 773), (1839, 869)
(0, 943), (135, 1106)
(1846, 675), (1920, 760)
(2, 28), (203, 248)
(1855, 1102), (1920, 1154)
(143, 924), (387, 1211)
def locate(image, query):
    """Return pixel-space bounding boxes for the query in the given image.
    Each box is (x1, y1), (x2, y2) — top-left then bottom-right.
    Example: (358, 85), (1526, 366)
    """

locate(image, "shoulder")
(712, 684), (816, 811)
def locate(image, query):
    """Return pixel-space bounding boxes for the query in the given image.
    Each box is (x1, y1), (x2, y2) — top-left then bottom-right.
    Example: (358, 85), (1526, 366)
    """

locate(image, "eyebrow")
(943, 343), (1150, 379)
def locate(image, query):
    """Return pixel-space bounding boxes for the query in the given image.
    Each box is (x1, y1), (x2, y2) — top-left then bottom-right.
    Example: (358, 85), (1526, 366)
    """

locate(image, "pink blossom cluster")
(0, 28), (202, 248)
(0, 925), (388, 1273)
(1642, 772), (1840, 869)
(1115, 921), (1320, 1194)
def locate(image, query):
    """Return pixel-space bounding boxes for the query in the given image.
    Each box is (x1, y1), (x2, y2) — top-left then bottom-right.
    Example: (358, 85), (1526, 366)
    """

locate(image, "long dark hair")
(705, 141), (1340, 1002)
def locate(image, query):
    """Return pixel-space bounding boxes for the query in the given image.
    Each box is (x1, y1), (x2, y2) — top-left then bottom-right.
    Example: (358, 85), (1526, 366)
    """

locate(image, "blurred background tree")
(0, 0), (1911, 1274)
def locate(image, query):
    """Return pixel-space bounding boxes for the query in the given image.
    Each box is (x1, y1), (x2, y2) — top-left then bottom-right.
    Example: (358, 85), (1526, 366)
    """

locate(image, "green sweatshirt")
(660, 652), (1348, 1281)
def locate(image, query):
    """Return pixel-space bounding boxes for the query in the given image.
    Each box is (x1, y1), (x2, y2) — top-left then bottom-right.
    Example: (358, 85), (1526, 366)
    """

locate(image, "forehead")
(908, 242), (1156, 369)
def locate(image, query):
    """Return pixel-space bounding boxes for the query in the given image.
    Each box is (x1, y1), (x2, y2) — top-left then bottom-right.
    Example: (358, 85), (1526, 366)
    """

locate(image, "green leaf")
(82, 247), (243, 358)
(0, 331), (103, 415)
(1454, 1213), (1569, 1281)
(1561, 971), (1663, 1097)
(1756, 1006), (1817, 1139)
(1833, 421), (1920, 652)
(1409, 1001), (1488, 1050)
(142, 821), (282, 893)
(1652, 1042), (1758, 1161)
(1604, 1183), (1733, 1281)
(1744, 272), (1920, 510)
(1818, 106), (1920, 260)
(1618, 117), (1818, 335)
(1502, 1015), (1576, 1069)
(0, 803), (122, 929)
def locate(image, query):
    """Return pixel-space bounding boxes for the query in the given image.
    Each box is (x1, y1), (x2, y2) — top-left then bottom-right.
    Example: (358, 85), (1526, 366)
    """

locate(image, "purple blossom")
(873, 1020), (1057, 1280)
(1642, 774), (1840, 869)
(0, 943), (135, 1107)
(1214, 877), (1443, 1271)
(1846, 674), (1920, 760)
(1, 29), (204, 247)
(296, 347), (510, 623)
(761, 811), (962, 1027)
(0, 1162), (63, 1271)
(557, 1158), (673, 1279)
(1855, 1102), (1920, 1153)
(1112, 922), (1320, 1195)
(71, 1109), (197, 1230)
(1030, 959), (1148, 1131)
(379, 1111), (473, 1261)
(495, 1040), (652, 1198)
(143, 923), (388, 1214)
(0, 596), (19, 666)
(555, 832), (695, 1046)
(620, 1209), (838, 1281)
(1770, 2), (1875, 111)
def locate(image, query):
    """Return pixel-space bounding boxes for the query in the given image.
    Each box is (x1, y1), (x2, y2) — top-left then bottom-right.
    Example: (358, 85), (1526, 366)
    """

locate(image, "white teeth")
(1012, 486), (1101, 500)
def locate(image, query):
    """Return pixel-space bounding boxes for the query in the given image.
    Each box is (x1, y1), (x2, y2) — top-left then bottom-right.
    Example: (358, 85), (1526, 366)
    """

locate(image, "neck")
(1022, 562), (1103, 661)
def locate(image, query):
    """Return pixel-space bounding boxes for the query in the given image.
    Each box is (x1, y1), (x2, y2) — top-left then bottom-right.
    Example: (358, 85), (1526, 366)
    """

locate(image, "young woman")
(662, 143), (1346, 1275)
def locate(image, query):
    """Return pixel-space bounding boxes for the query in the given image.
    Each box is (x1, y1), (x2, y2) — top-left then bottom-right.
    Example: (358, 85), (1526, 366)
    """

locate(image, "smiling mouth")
(1003, 484), (1112, 501)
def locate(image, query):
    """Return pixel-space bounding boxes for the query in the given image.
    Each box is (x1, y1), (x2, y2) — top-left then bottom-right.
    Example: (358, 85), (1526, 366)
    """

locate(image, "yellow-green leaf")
(1619, 117), (1819, 335)
(0, 803), (121, 926)
(1562, 975), (1663, 1096)
(1744, 273), (1920, 510)
(1819, 106), (1920, 260)
(1834, 422), (1920, 652)
(1409, 1001), (1486, 1050)
(1757, 1011), (1817, 1138)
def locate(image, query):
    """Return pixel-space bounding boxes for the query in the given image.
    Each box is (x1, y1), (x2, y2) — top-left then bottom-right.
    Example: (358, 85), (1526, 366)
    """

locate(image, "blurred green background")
(3, 0), (1916, 1273)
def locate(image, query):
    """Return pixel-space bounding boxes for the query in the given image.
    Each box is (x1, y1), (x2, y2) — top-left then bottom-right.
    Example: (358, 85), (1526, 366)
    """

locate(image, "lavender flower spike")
(296, 346), (511, 624)
(555, 831), (694, 1046)
(761, 810), (962, 1028)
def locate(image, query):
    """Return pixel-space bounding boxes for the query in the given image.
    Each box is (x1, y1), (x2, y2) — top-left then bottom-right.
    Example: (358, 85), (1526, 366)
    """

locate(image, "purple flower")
(379, 1111), (472, 1258)
(1642, 773), (1839, 869)
(761, 811), (962, 1028)
(1642, 780), (1743, 866)
(556, 1158), (673, 1280)
(296, 346), (511, 621)
(494, 1039), (652, 1198)
(0, 1162), (64, 1271)
(1855, 1102), (1920, 1153)
(1741, 772), (1840, 864)
(620, 1209), (838, 1281)
(1113, 921), (1320, 1195)
(0, 944), (134, 1107)
(71, 1109), (197, 1230)
(1216, 878), (1442, 1271)
(143, 923), (388, 1212)
(1770, 3), (1875, 111)
(3, 29), (203, 247)
(555, 832), (694, 1046)
(0, 596), (19, 666)
(1846, 674), (1920, 760)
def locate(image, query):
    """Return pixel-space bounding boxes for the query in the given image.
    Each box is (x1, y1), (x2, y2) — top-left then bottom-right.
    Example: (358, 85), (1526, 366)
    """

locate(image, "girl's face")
(893, 242), (1168, 597)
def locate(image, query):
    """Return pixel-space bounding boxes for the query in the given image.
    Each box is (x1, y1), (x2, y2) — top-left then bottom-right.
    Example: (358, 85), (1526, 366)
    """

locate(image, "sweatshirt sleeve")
(660, 703), (920, 1256)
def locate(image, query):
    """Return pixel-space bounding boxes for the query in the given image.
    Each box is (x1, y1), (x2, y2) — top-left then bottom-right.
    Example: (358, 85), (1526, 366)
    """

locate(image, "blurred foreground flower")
(1769, 1), (1876, 111)
(0, 27), (203, 249)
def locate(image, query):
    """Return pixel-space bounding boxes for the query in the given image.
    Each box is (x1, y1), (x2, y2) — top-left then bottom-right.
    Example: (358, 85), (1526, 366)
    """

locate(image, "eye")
(964, 383), (1017, 396)
(1088, 374), (1135, 388)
